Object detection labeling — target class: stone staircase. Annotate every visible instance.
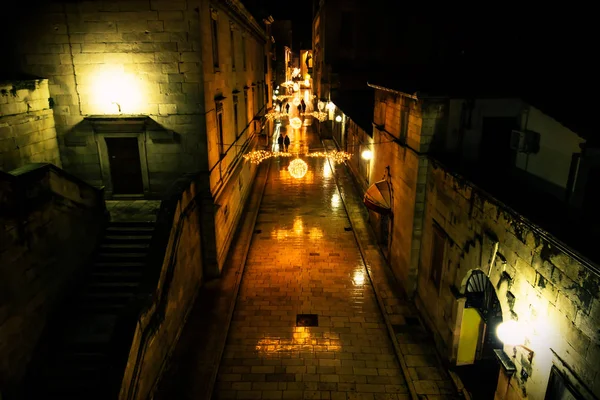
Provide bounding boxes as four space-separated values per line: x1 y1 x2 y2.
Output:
27 221 155 399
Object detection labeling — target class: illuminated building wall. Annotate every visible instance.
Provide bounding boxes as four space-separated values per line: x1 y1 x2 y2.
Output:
10 0 268 274
417 163 600 400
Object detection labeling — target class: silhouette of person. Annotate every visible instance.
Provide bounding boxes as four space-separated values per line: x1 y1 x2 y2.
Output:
277 134 284 151
285 102 290 114
300 99 306 114
284 134 290 152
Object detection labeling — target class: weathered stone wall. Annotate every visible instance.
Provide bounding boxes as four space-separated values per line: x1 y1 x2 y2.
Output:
0 79 61 171
0 164 106 396
119 175 203 400
13 0 207 194
416 160 600 399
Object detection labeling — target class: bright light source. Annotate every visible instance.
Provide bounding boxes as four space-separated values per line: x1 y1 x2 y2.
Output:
275 90 279 94
276 85 280 89
292 96 301 106
288 158 308 179
275 105 280 112
91 66 145 114
335 115 342 122
290 117 302 129
304 78 310 87
293 83 299 92
331 193 340 208
272 95 277 100
318 101 325 111
496 320 525 345
353 271 365 286
361 150 373 160
326 102 335 111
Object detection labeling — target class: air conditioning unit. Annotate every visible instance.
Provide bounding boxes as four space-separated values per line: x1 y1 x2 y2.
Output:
510 130 540 153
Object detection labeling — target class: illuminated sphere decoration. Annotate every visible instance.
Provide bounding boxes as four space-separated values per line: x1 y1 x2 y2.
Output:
292 96 301 106
288 158 308 179
290 117 303 130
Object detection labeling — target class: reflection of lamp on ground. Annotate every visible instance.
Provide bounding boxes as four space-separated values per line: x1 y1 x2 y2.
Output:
331 193 340 208
497 320 534 362
361 150 373 160
352 271 365 286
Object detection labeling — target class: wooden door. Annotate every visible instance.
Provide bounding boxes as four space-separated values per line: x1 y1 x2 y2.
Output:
105 137 143 195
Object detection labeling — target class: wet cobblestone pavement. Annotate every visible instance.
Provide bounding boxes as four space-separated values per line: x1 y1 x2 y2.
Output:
155 121 461 400
214 124 409 400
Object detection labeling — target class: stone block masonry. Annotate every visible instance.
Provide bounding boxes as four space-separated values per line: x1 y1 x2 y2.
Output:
0 80 61 171
13 0 207 193
416 161 600 400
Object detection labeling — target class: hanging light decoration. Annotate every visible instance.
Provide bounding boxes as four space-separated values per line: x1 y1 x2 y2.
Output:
335 115 342 122
361 150 373 160
288 158 308 179
304 78 310 87
311 111 328 122
290 117 303 129
307 150 351 164
243 150 351 165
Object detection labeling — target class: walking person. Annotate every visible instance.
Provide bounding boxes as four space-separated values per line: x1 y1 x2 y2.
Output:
300 99 306 114
284 134 290 152
277 133 284 151
285 102 290 114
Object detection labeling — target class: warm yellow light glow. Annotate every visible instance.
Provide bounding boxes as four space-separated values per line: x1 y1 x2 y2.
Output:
304 78 310 87
323 162 332 178
290 117 303 130
255 327 340 354
293 217 303 235
91 66 145 114
318 101 325 111
292 67 301 78
275 105 281 112
335 115 342 122
292 96 301 106
326 102 335 111
305 73 311 80
288 158 308 179
353 270 365 286
496 320 525 345
272 95 277 100
361 150 373 160
293 83 299 92
331 193 340 208
275 89 279 94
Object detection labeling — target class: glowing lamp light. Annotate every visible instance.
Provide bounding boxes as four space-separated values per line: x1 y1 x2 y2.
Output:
496 320 525 345
276 85 280 89
92 66 144 114
292 96 301 106
275 89 279 94
335 115 342 122
275 105 280 112
318 101 325 111
304 78 310 87
293 83 299 92
361 150 373 160
290 117 303 129
326 102 335 111
352 270 365 286
272 95 277 100
288 158 308 179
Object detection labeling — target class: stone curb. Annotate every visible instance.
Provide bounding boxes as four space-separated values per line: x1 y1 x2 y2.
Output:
204 157 273 399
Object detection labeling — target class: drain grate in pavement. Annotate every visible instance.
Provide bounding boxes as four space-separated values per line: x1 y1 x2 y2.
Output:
254 229 262 234
329 253 340 256
296 314 318 327
344 227 353 232
309 252 320 256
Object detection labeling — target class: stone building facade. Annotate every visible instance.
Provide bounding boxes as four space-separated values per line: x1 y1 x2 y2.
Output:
4 0 270 274
338 80 600 399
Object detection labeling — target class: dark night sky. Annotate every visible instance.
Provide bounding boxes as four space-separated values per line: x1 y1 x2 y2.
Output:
241 0 313 50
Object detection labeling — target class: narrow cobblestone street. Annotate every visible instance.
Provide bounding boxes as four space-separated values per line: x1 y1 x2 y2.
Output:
213 122 408 399
156 120 460 400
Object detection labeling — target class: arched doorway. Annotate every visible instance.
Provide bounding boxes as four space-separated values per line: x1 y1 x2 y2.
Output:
456 270 504 399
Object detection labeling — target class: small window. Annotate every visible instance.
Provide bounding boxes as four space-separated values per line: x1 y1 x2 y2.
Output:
233 94 239 138
242 36 247 70
230 24 235 70
430 223 446 290
216 101 224 156
400 106 409 142
545 366 580 400
211 11 219 70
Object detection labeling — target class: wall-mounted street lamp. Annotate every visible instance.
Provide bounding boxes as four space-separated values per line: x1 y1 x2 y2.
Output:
496 320 535 363
361 150 373 160
335 115 342 122
326 102 335 111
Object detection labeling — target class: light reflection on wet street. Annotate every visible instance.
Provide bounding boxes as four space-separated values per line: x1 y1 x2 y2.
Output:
214 120 408 399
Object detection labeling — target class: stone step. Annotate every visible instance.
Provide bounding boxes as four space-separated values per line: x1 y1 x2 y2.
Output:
99 243 150 252
88 281 140 291
97 252 147 260
104 234 153 243
91 271 143 281
105 225 155 234
93 261 145 269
